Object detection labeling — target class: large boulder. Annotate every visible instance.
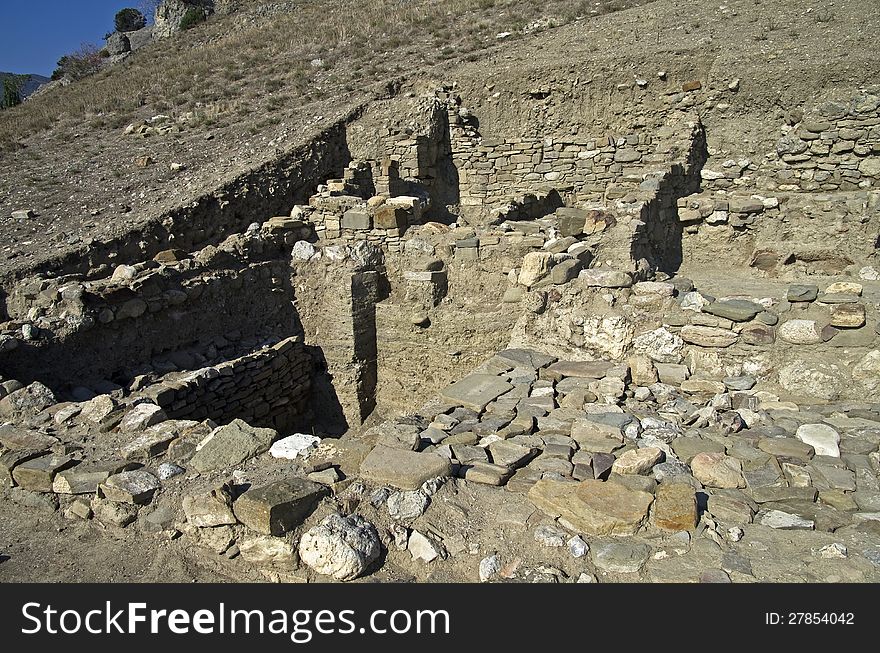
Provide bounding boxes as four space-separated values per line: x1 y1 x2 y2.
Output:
299 514 381 581
105 32 131 56
0 382 56 418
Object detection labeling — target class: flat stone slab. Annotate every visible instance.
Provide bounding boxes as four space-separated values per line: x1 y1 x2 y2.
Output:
12 454 77 492
488 440 537 468
99 470 159 504
704 299 763 322
758 509 815 530
489 348 557 371
360 445 453 490
680 325 738 347
757 437 814 461
441 374 513 412
592 542 651 573
182 485 237 527
53 461 132 494
0 426 59 451
528 478 653 536
233 479 328 535
795 423 840 457
787 284 818 302
189 419 277 472
544 360 612 380
0 449 45 487
120 428 178 461
652 483 698 531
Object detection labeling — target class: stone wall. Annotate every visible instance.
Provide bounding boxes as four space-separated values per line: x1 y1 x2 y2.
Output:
140 336 311 431
2 113 359 287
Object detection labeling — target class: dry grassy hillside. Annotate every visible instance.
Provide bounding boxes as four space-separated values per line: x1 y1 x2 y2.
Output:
0 0 646 275
0 0 877 278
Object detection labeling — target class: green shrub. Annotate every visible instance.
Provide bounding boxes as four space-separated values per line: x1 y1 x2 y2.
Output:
115 8 147 32
2 76 25 109
180 8 207 30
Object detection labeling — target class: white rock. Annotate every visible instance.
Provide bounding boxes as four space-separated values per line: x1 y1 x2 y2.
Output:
479 554 501 582
291 240 317 261
269 433 321 459
54 404 82 425
795 423 841 457
778 360 843 401
110 265 137 284
534 525 567 547
759 510 814 530
853 350 880 392
858 266 880 281
408 530 442 563
119 403 166 431
568 535 589 558
239 536 297 564
80 395 116 422
818 543 847 559
633 327 685 363
778 319 823 344
518 252 553 287
299 514 381 581
387 490 429 520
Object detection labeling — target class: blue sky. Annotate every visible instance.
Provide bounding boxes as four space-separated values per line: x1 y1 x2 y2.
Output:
0 1 151 76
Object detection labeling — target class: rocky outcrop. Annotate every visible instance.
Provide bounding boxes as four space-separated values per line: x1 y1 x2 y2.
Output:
153 0 215 39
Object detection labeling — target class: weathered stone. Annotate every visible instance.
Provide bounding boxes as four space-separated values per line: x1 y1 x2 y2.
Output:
759 509 814 530
528 479 653 536
853 350 880 392
741 323 775 345
825 281 863 295
680 379 727 395
239 536 297 565
387 490 429 520
182 485 237 527
787 284 818 302
269 433 321 459
441 374 513 412
487 440 536 468
91 496 138 527
544 360 611 379
462 461 512 485
758 437 814 461
680 325 738 347
778 319 823 344
571 419 624 453
829 303 866 328
633 328 685 363
0 449 45 487
188 419 277 472
551 259 582 285
750 486 818 504
360 445 453 490
518 252 553 287
99 470 159 504
579 269 632 288
704 299 763 322
652 482 698 531
120 427 178 461
233 479 328 536
612 447 663 475
11 454 77 492
408 530 442 562
778 360 843 400
0 382 56 417
299 514 381 581
592 542 651 573
119 403 166 431
80 395 117 422
795 424 841 457
52 461 131 494
707 492 755 524
690 452 746 488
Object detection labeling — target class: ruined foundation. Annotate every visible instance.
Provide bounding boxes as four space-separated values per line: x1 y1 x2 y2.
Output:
2 79 880 584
